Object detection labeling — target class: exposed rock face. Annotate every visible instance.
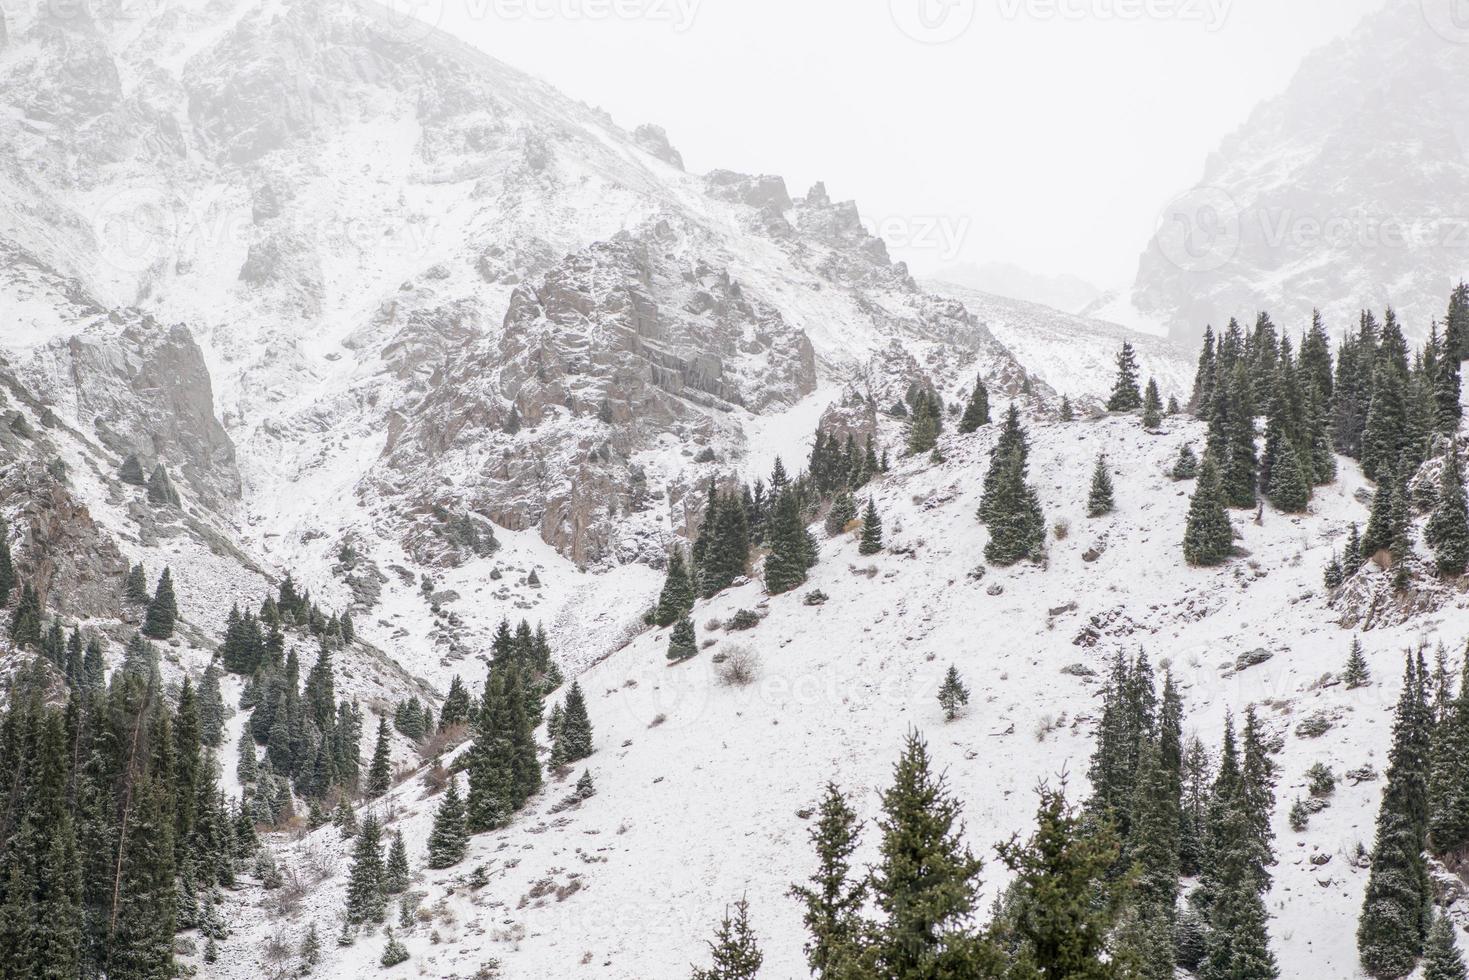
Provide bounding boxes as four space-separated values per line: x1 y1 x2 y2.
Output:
1131 0 1469 343
26 314 240 509
633 124 684 171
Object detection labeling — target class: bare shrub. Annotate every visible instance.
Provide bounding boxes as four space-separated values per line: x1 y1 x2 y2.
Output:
717 644 760 687
418 723 469 763
1053 519 1070 540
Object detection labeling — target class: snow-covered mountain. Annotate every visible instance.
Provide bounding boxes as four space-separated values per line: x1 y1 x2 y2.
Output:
2 2 1466 979
930 260 1102 315
1131 0 1469 344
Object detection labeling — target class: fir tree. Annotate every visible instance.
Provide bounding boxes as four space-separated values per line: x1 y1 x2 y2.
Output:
1059 395 1074 422
959 377 991 434
858 498 884 556
1183 455 1233 566
982 446 1045 566
824 491 857 538
0 518 12 608
1190 324 1218 414
1088 454 1115 517
9 582 42 648
379 927 409 967
438 676 471 732
869 731 992 975
1108 342 1143 412
998 780 1125 980
765 492 812 594
789 783 866 979
655 548 696 627
426 777 468 869
1141 378 1163 429
346 813 387 924
300 922 322 974
1323 551 1344 589
907 390 941 456
1171 444 1199 480
1358 654 1433 978
383 830 409 894
1426 444 1469 575
691 897 763 980
367 717 392 798
141 567 179 639
1425 914 1469 980
554 679 594 763
1266 440 1309 513
937 665 969 721
1344 637 1371 689
667 615 697 662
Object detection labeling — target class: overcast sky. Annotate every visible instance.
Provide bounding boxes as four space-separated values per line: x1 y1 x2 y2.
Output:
431 0 1388 287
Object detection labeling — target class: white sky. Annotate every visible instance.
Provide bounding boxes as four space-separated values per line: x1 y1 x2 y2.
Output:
429 0 1388 287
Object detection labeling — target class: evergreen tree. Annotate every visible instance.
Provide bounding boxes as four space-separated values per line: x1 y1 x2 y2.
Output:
824 491 857 538
1107 342 1143 412
1447 283 1469 362
937 665 969 721
142 567 179 639
1087 454 1115 517
1219 364 1259 509
868 731 993 976
553 680 593 763
1141 378 1163 429
765 492 813 594
1266 440 1309 513
1342 637 1371 690
0 518 12 608
383 830 409 894
346 813 387 924
426 777 468 869
1190 325 1217 414
1060 395 1074 422
1426 444 1469 575
438 676 471 732
1358 655 1433 978
1430 655 1469 855
789 783 866 979
379 927 409 967
1425 914 1469 980
691 897 764 980
982 446 1045 566
1171 444 1199 480
367 717 392 798
667 615 697 662
1183 455 1233 566
959 378 991 434
655 548 696 627
9 582 42 648
858 498 884 556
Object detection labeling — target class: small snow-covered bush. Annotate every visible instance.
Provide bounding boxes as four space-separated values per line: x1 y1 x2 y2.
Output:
717 645 760 687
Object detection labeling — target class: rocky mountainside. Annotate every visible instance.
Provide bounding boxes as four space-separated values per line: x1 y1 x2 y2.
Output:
1131 0 1469 344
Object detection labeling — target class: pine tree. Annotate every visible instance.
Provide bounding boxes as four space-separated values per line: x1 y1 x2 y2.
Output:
426 777 468 869
555 679 594 763
346 813 387 924
1323 551 1344 589
654 548 695 627
9 582 42 648
367 717 392 798
937 665 969 721
379 927 409 967
1088 454 1115 517
1183 455 1233 566
858 498 883 556
146 463 181 506
824 491 856 538
1358 654 1433 978
691 897 763 980
1220 364 1259 509
383 829 409 894
1171 444 1199 480
300 922 322 974
1430 656 1469 855
907 390 941 456
142 567 179 639
982 445 1045 566
1108 342 1143 412
438 676 471 732
1190 325 1218 414
1141 378 1163 429
667 615 697 662
765 492 812 594
998 780 1125 979
1266 440 1309 513
1060 395 1074 422
1426 444 1469 575
1345 637 1371 689
959 377 990 433
869 731 992 975
0 518 13 608
789 783 866 979
1425 914 1469 980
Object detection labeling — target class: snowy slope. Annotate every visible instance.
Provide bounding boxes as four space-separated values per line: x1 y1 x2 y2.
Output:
203 408 1447 980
